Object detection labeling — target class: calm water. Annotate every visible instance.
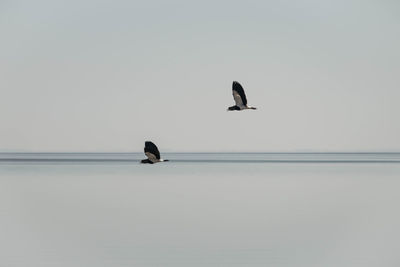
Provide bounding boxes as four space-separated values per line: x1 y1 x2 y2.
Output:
1 153 400 267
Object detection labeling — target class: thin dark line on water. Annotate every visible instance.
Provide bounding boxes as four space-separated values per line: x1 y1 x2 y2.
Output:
1 159 400 164
172 160 400 164
0 159 134 162
1 152 400 154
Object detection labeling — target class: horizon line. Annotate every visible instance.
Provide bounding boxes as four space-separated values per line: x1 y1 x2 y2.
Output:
1 151 400 154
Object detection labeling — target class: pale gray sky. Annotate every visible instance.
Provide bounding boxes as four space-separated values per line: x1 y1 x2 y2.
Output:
1 0 399 152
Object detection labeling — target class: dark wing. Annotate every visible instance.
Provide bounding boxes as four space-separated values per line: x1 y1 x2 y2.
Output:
144 141 160 160
232 81 247 106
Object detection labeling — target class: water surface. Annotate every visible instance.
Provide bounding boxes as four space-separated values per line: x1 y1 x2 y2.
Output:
1 153 399 266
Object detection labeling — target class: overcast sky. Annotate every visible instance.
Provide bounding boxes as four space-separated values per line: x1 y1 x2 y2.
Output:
1 0 399 152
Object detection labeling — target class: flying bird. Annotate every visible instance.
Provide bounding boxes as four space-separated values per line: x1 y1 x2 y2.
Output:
228 81 257 111
141 141 169 164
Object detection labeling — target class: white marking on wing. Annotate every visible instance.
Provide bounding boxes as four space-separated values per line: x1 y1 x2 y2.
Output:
145 152 158 163
233 90 244 107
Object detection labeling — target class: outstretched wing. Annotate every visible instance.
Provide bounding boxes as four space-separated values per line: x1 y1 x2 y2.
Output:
232 81 247 106
144 141 160 160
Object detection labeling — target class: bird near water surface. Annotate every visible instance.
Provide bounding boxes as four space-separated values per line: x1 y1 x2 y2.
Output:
228 81 257 111
141 141 169 164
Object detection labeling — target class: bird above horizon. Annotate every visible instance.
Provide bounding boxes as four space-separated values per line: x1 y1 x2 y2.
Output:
141 141 169 164
228 81 257 111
